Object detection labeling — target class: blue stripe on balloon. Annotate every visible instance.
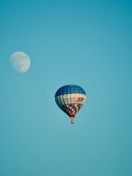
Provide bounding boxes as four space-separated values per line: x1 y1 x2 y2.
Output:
55 85 86 97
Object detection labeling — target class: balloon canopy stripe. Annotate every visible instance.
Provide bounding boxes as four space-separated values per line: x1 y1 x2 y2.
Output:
55 93 86 106
55 85 86 97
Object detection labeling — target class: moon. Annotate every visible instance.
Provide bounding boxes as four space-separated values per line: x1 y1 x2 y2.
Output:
10 52 31 73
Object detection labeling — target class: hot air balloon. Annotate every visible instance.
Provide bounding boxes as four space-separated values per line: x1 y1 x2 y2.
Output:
55 85 86 124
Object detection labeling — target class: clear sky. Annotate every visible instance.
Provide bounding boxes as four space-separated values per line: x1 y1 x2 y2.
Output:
0 0 132 176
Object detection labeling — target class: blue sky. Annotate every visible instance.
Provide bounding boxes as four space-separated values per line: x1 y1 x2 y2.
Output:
0 0 132 176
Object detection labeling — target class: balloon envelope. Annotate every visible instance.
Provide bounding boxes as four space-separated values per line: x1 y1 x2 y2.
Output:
55 85 86 123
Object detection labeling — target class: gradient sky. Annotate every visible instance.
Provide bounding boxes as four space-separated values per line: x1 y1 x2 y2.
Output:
0 0 132 176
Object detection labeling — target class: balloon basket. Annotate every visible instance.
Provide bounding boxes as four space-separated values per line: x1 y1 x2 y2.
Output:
71 119 74 124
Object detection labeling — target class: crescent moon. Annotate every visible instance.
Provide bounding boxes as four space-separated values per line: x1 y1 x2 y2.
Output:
10 52 31 73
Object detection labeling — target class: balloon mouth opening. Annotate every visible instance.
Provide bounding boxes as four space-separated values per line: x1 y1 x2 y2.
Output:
69 113 75 119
